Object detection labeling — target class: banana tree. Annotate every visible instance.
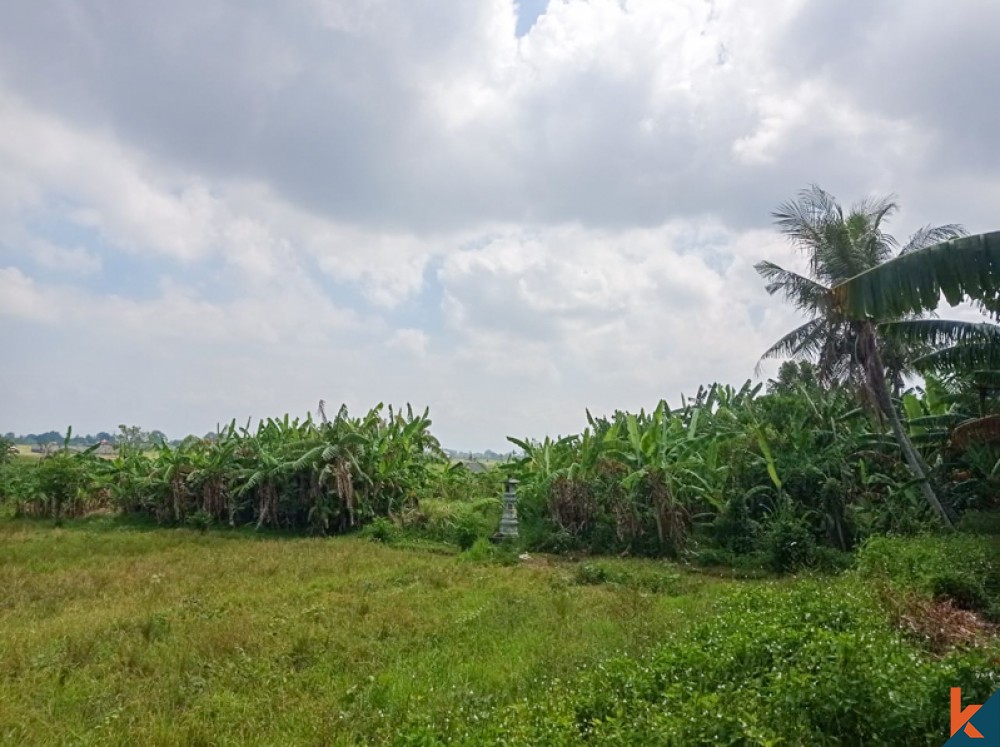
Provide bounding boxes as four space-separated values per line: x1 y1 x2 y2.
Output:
610 400 726 551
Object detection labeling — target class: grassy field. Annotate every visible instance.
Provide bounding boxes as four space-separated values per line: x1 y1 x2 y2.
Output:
0 517 732 745
0 517 995 745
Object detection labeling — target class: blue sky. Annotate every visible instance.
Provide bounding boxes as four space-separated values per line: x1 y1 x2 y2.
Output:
515 0 549 36
0 0 998 449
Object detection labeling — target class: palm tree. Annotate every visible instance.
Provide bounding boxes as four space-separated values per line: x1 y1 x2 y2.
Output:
833 230 1000 494
756 185 966 527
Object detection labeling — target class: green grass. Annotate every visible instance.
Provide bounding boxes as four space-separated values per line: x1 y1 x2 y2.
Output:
0 518 995 745
0 517 729 745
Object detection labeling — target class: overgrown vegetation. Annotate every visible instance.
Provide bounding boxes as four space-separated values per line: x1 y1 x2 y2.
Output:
505 366 1000 563
0 519 995 745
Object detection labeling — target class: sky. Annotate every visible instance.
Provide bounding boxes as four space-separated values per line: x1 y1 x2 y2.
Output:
1 0 998 450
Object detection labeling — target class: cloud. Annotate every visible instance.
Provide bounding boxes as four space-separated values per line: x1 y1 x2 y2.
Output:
0 0 995 447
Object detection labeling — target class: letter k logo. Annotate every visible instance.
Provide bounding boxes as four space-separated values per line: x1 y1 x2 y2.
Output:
953 688 984 739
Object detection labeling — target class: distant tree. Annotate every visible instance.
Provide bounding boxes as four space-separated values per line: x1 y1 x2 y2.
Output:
116 425 150 451
768 361 822 394
0 434 13 463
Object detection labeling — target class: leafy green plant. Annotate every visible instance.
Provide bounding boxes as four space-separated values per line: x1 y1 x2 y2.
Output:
761 508 817 572
361 516 398 544
855 534 999 615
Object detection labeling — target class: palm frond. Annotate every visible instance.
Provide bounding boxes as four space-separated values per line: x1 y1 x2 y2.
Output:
754 261 831 312
915 341 1000 372
879 319 1000 347
756 318 826 372
833 231 1000 318
900 224 967 255
771 184 841 250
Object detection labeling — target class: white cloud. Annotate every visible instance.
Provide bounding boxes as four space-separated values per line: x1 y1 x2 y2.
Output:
0 0 995 447
0 267 61 322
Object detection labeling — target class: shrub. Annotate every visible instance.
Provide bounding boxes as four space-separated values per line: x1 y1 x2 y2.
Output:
856 533 1000 631
955 510 1000 536
361 517 398 544
573 562 611 586
855 534 999 608
931 575 990 612
462 582 999 745
460 537 521 566
811 545 852 573
462 537 495 562
186 509 213 533
399 497 499 549
762 511 816 572
711 493 758 554
571 560 686 594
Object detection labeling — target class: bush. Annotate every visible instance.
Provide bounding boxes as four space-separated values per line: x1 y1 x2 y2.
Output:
711 493 758 554
955 510 1000 536
762 511 816 572
573 562 611 586
186 509 213 532
461 537 496 562
361 517 399 544
855 534 1000 614
931 575 990 612
452 581 999 745
460 537 520 566
399 497 500 549
811 545 852 573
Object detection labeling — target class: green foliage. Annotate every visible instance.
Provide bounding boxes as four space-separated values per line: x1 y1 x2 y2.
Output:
0 434 13 464
834 230 1000 318
360 516 399 543
1 404 450 536
711 493 758 554
761 508 817 572
461 536 496 561
399 496 501 549
465 581 999 745
564 583 996 744
508 378 923 563
572 560 686 594
956 509 1000 535
855 534 1000 614
810 545 853 573
459 538 520 566
3 434 106 520
3 374 997 572
185 508 212 532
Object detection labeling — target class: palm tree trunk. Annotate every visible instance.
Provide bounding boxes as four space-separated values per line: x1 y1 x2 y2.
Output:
863 324 954 528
